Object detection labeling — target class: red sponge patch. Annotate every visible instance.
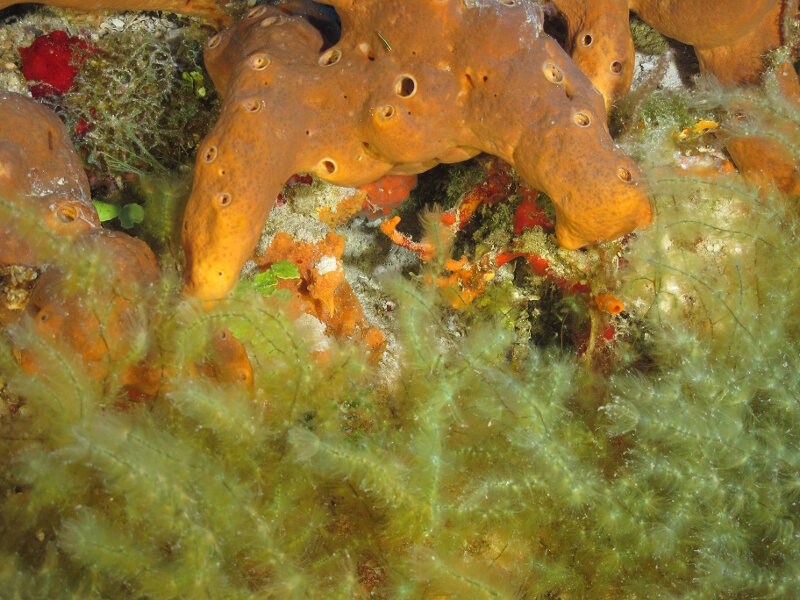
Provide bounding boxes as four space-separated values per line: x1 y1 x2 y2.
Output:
20 30 92 98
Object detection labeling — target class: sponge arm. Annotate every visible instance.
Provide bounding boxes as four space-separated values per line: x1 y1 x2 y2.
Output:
181 115 298 300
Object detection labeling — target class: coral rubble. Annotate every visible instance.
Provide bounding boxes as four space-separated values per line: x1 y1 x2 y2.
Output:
181 0 652 300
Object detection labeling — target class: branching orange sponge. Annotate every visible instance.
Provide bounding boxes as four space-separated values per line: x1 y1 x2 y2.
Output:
550 0 798 107
181 0 652 300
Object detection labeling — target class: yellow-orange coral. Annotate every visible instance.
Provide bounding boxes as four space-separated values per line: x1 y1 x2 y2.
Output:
294 174 417 228
195 328 254 387
182 0 651 300
547 0 634 112
595 293 624 315
632 0 795 86
428 255 497 309
379 216 435 261
725 63 800 197
19 231 162 390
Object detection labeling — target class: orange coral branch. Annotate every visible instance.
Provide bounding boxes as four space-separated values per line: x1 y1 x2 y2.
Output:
379 216 434 260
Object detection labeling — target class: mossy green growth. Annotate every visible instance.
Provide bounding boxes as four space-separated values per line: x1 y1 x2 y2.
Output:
3 186 800 595
636 91 699 131
443 160 491 207
468 198 514 252
765 6 800 70
399 160 487 219
2 72 800 599
51 25 219 176
133 173 193 267
612 86 726 165
629 16 669 55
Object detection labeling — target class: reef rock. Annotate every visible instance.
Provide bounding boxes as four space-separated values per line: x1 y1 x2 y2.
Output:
182 0 652 300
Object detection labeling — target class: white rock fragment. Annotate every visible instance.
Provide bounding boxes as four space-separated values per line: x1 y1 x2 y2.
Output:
314 255 339 276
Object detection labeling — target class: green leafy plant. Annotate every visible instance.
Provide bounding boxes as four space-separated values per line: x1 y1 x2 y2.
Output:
181 70 207 98
91 200 145 229
237 261 301 296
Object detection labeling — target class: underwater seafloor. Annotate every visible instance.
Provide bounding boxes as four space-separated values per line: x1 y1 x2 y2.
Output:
1 1 799 598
